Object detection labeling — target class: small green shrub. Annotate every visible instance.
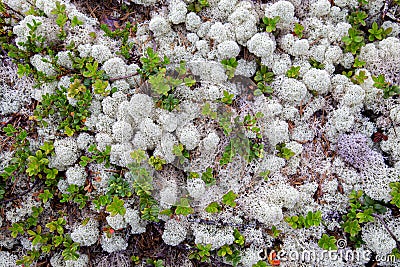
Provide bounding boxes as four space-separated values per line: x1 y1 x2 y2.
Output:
286 66 301 79
342 27 365 55
221 58 238 79
293 23 304 38
368 22 391 41
285 211 322 229
187 0 209 13
276 143 295 160
189 244 212 263
318 234 338 250
262 16 280 33
254 65 274 96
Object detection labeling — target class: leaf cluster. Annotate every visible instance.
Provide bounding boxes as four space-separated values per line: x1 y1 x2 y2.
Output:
187 0 209 13
221 58 238 79
253 65 274 96
285 211 322 229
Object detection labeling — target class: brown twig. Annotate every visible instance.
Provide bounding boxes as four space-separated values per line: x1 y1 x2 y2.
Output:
108 73 137 82
0 179 41 205
372 212 400 250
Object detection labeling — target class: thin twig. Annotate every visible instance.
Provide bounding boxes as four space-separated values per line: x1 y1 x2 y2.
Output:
108 73 137 82
372 213 400 250
0 179 41 205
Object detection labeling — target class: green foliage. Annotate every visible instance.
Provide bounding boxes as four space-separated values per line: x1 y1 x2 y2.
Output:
0 125 30 186
262 16 280 33
217 244 233 257
252 261 268 267
308 58 325 69
25 145 59 186
350 70 368 85
146 259 165 267
342 27 365 55
92 79 110 96
205 201 222 213
189 243 212 262
34 85 91 136
92 195 112 210
10 222 25 238
18 19 46 54
82 144 111 167
71 16 84 27
149 69 171 96
201 102 217 120
293 23 304 38
46 217 66 235
259 170 270 181
26 150 48 176
222 190 238 208
175 197 194 216
286 66 301 79
27 225 48 246
25 207 43 229
270 225 281 238
129 160 159 222
138 47 170 78
62 237 80 261
224 249 241 266
51 1 68 39
220 90 235 105
148 61 195 111
285 211 322 229
172 143 190 164
254 65 274 96
106 196 126 216
276 143 295 160
347 11 367 27
390 182 400 208
201 167 216 186
341 190 387 246
318 234 338 250
38 189 54 203
130 149 147 164
368 22 391 41
60 184 89 209
107 175 132 198
221 57 238 79
148 156 167 171
233 228 245 247
372 74 400 99
161 94 180 111
243 112 264 138
100 21 136 59
187 0 209 13
16 249 40 266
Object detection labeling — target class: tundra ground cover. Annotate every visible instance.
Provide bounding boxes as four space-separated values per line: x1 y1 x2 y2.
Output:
1 0 400 266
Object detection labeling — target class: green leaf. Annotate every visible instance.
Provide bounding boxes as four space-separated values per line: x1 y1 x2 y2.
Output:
222 190 238 208
205 202 221 213
149 71 170 96
221 90 234 105
106 196 126 216
71 16 84 27
356 208 374 223
201 167 215 186
38 189 53 203
130 149 147 163
175 198 194 216
343 219 361 236
318 234 338 250
390 182 400 208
